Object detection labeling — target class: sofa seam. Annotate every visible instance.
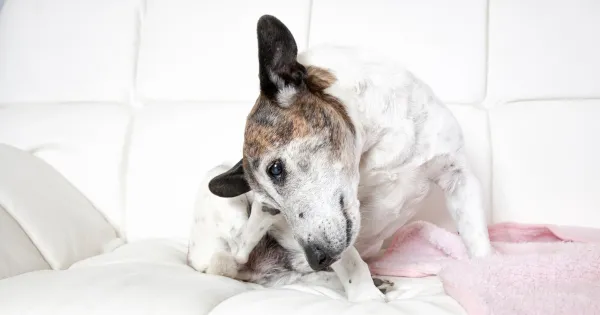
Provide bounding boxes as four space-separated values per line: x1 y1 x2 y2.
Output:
117 0 147 240
482 0 490 105
486 108 494 224
305 0 314 48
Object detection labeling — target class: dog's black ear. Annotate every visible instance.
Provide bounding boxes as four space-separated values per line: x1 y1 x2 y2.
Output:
256 15 307 99
208 159 251 198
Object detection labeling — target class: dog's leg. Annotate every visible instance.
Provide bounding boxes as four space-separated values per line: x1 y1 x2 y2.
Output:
234 200 280 264
331 246 387 302
432 156 493 258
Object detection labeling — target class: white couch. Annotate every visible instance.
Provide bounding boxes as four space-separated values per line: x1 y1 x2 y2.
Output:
1 0 599 314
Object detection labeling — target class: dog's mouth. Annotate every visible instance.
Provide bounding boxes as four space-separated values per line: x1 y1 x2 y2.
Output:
340 195 354 248
344 213 353 247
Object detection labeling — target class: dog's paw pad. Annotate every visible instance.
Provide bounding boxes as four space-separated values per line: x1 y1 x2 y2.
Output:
372 278 394 294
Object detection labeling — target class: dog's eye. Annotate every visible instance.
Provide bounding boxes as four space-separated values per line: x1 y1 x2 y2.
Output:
268 160 284 178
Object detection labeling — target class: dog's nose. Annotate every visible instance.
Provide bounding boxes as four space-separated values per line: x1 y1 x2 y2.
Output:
303 244 336 271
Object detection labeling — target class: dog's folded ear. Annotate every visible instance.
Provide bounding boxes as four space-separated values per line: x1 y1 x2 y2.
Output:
208 159 251 198
256 14 306 102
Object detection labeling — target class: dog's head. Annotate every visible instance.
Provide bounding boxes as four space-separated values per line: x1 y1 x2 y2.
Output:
209 15 360 271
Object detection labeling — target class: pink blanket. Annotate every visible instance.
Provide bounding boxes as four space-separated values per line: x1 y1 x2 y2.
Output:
368 221 600 315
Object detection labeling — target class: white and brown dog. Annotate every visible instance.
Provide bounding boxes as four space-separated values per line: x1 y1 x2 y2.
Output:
188 15 492 302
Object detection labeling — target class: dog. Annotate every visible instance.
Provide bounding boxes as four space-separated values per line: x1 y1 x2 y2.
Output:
194 15 493 302
187 162 394 293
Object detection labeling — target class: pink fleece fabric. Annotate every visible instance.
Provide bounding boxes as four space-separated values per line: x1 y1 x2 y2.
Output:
368 221 600 315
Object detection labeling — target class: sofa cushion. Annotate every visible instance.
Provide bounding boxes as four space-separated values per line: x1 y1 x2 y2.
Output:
0 104 130 234
0 239 465 315
486 0 600 102
136 0 311 103
0 144 120 273
489 100 600 227
309 0 487 104
0 0 140 103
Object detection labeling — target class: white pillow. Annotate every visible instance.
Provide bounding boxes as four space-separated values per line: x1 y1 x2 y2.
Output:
0 144 120 275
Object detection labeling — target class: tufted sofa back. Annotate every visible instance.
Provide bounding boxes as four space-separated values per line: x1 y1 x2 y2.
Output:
1 0 599 243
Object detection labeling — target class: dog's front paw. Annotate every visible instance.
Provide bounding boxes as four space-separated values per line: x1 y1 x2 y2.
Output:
206 251 240 278
233 240 253 265
372 277 394 294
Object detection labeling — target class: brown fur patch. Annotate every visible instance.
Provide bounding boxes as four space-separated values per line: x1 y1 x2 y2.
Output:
306 66 337 91
243 67 355 166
